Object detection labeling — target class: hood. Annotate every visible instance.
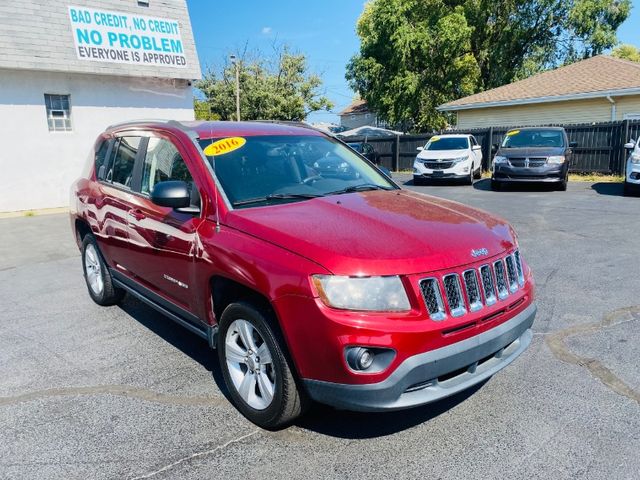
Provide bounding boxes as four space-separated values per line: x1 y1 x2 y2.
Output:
417 149 469 160
225 190 516 276
497 146 565 157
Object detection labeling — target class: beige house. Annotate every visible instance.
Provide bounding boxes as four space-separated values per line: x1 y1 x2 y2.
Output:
438 56 640 129
339 99 380 129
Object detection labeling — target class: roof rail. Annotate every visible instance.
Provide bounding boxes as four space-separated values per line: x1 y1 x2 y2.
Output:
106 119 187 130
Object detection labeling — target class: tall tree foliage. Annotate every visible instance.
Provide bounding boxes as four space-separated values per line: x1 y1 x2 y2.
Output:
347 0 631 131
612 44 640 62
196 46 333 121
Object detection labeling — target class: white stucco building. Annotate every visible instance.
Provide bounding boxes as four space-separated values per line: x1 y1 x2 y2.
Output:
0 0 201 212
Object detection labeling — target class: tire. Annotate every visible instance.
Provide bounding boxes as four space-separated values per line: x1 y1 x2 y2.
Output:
473 167 482 180
81 234 125 306
217 302 308 430
557 177 568 191
491 179 502 191
465 169 473 185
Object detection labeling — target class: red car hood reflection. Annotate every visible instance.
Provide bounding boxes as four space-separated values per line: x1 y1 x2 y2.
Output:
225 190 515 276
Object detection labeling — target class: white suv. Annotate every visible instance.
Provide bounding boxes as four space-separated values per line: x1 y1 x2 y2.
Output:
624 139 640 196
413 134 483 185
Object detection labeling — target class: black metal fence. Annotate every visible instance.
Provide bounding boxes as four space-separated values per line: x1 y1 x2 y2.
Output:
341 119 640 174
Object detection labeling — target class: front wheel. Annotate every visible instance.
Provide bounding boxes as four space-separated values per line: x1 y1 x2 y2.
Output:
556 177 568 191
465 169 473 185
218 302 308 429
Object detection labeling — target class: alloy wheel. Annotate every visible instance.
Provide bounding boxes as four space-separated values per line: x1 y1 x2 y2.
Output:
84 243 104 296
224 319 276 410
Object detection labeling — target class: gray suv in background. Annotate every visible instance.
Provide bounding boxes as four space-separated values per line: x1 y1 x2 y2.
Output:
491 127 576 191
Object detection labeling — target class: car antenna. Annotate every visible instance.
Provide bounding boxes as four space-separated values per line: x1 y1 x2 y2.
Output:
209 123 221 233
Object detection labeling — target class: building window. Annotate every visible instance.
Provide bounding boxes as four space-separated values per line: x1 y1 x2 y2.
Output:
45 94 72 132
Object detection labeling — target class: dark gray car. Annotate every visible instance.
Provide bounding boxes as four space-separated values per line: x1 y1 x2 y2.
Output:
491 127 576 191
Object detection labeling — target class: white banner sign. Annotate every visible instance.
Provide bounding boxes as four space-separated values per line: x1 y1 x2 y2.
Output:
68 6 187 68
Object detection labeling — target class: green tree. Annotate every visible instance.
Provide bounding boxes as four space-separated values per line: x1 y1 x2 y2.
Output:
346 0 479 131
196 46 333 122
611 44 640 63
347 0 631 131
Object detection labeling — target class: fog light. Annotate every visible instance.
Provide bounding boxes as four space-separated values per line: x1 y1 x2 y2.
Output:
346 347 374 370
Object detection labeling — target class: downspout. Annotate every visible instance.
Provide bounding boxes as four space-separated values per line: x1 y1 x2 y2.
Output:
606 95 616 121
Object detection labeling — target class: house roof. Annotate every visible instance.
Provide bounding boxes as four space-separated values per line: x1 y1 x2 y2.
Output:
439 56 640 111
339 99 370 116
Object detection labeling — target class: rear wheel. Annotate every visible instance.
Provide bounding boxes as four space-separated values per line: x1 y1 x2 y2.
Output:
491 179 502 191
473 167 482 179
81 235 125 306
218 302 308 430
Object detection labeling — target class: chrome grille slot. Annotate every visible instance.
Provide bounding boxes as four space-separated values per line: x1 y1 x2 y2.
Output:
479 264 497 306
463 269 483 312
505 255 519 292
514 250 524 285
419 278 446 321
494 260 509 299
443 274 466 317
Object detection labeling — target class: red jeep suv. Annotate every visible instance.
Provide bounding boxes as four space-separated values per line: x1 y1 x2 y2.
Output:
70 120 536 429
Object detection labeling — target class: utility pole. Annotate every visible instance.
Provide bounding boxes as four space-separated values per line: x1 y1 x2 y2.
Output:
229 54 240 121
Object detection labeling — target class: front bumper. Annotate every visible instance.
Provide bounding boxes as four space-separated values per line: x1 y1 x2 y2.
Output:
626 160 640 185
304 302 536 412
493 164 565 182
414 159 472 179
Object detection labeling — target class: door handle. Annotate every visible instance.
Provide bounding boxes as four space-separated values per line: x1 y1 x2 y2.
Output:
128 209 146 222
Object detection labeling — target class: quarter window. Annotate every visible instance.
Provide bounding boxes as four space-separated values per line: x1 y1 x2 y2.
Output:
141 137 196 203
95 139 112 181
110 137 142 188
44 94 72 132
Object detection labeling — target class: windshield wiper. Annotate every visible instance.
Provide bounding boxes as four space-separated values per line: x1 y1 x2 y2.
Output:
327 184 392 195
233 192 324 207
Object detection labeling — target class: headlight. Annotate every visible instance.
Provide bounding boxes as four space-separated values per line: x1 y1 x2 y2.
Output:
493 155 508 164
547 155 565 164
311 275 411 312
453 155 469 163
631 154 640 164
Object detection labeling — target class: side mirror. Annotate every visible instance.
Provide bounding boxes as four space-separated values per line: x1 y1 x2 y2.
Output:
569 141 578 148
472 145 482 150
151 180 192 209
416 146 424 151
491 144 499 153
625 140 636 150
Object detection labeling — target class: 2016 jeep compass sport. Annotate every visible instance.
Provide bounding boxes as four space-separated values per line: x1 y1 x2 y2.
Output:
70 120 536 429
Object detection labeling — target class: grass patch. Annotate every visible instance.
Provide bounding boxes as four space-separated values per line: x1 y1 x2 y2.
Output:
568 173 623 183
23 211 35 217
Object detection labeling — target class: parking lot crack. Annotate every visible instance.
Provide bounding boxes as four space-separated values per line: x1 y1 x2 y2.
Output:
128 429 259 479
0 385 225 407
546 306 640 405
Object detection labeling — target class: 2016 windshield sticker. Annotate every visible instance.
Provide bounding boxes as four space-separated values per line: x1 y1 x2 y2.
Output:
203 137 246 156
506 130 520 136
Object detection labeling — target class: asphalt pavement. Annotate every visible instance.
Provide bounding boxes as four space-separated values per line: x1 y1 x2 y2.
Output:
1 177 638 479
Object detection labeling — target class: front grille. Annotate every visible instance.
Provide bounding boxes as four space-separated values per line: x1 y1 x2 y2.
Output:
443 274 466 317
508 157 547 168
463 269 483 312
493 260 509 299
424 161 454 170
419 250 525 321
514 251 524 285
479 265 497 306
505 255 519 292
419 278 446 321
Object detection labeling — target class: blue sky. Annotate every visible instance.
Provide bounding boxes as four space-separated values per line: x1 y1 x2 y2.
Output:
186 0 640 125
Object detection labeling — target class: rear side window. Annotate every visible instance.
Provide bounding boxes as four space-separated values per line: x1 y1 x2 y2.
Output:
110 137 141 188
95 139 112 180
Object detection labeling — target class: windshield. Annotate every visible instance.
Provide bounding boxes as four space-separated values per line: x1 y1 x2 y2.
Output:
198 135 396 208
424 136 468 151
502 129 565 148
